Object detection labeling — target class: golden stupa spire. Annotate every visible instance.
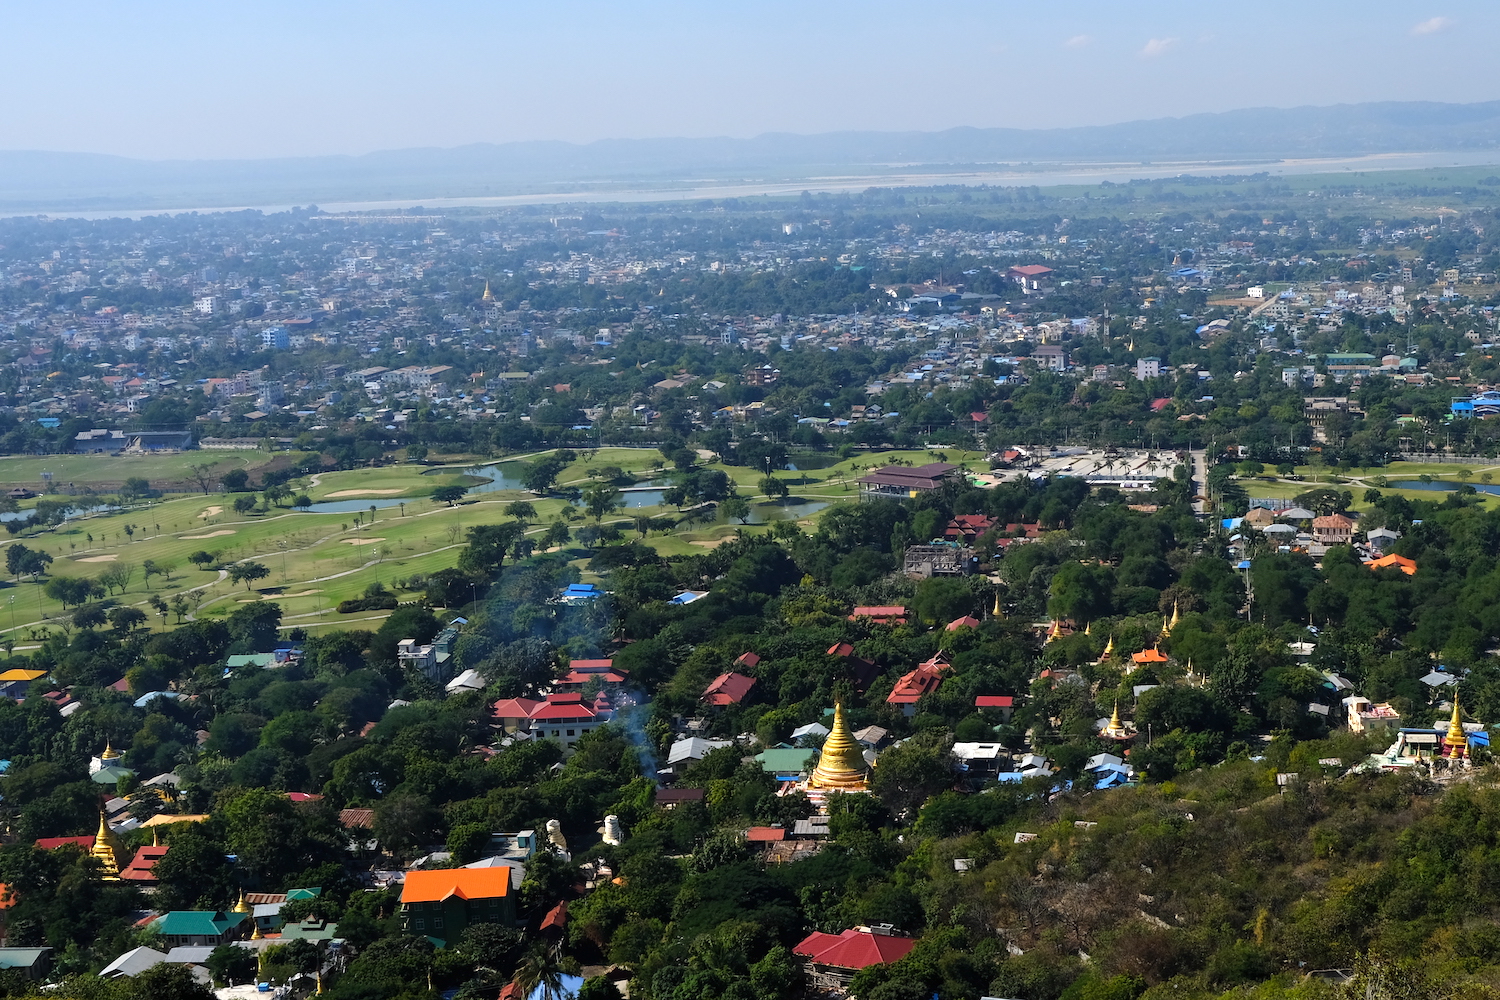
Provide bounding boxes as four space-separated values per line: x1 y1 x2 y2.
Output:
100 741 120 761
991 591 1003 618
808 702 869 791
233 890 250 914
92 810 121 878
1046 619 1062 643
1085 622 1092 636
1104 701 1129 739
1169 600 1181 631
1100 634 1115 659
1443 697 1468 759
481 280 494 303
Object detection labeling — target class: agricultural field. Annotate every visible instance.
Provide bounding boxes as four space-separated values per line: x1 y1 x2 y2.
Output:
0 447 981 642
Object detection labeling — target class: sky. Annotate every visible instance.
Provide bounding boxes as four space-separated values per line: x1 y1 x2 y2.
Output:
3 0 1497 161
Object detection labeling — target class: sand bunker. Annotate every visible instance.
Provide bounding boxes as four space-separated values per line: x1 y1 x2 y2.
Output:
182 529 235 539
279 589 323 598
691 538 733 549
198 506 222 519
326 489 406 497
342 537 387 546
78 554 118 563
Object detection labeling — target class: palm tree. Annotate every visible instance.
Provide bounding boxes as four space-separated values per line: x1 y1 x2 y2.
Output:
512 941 566 1000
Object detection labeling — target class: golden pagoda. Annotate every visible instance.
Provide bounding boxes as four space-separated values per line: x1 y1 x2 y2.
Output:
808 702 869 791
480 280 494 303
1162 600 1181 638
233 890 251 914
91 810 123 878
1045 619 1063 644
1084 622 1092 636
100 741 121 763
1103 701 1132 740
991 591 1003 618
1442 698 1469 760
1098 634 1115 662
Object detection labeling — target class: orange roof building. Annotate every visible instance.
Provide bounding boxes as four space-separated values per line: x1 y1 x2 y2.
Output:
1131 646 1169 664
400 868 514 947
1365 553 1417 576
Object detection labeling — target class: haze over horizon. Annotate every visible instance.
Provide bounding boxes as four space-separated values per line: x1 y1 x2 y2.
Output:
6 0 1499 162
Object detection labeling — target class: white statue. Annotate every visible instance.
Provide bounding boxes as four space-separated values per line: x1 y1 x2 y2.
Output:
546 819 569 857
600 814 624 846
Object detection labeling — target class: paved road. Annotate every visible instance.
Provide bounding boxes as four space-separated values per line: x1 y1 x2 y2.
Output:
1190 449 1208 518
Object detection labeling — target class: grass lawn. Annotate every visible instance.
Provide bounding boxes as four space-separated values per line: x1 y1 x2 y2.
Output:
0 447 964 641
0 451 303 490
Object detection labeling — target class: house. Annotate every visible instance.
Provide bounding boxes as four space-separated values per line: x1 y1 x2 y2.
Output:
118 845 169 885
975 695 1015 722
825 643 880 692
507 692 612 749
0 948 50 980
702 672 757 707
400 867 515 947
951 742 1007 782
654 788 706 809
152 910 249 948
794 926 917 991
491 697 544 733
858 463 959 499
667 737 731 768
1366 553 1417 575
1311 513 1354 547
1345 697 1401 734
556 659 629 690
945 616 981 632
886 657 951 716
1007 264 1054 291
849 606 908 626
944 514 996 544
100 947 170 979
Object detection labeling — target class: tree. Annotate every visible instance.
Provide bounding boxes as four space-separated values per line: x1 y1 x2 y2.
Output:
221 468 251 492
232 495 258 515
188 550 217 570
406 443 429 463
108 606 148 634
431 485 469 506
205 943 258 987
149 594 169 626
230 562 270 591
520 450 575 494
264 484 290 507
869 728 955 819
142 559 171 588
97 562 135 595
583 482 622 522
119 477 155 503
720 495 751 524
44 576 99 609
759 476 790 504
5 544 51 581
459 523 524 578
188 460 222 494
506 500 536 528
513 941 567 1000
914 577 975 624
293 494 312 510
171 594 192 623
542 520 571 550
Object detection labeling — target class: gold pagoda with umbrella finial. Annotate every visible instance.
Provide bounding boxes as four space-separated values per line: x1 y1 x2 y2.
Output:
91 810 123 878
808 702 869 791
1098 634 1115 663
1442 697 1469 760
1102 701 1133 741
992 591 1002 618
480 280 494 303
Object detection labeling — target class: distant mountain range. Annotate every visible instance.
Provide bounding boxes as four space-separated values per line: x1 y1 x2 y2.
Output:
7 100 1500 214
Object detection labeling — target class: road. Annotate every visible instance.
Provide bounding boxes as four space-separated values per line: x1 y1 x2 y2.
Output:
1190 449 1208 518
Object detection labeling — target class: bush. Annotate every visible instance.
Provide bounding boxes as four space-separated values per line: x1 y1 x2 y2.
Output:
337 594 400 613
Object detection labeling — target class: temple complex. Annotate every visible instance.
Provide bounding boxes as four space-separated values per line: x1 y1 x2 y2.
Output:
807 702 869 792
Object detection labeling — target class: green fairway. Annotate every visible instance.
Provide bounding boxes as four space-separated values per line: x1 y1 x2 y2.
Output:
0 447 977 640
0 451 307 490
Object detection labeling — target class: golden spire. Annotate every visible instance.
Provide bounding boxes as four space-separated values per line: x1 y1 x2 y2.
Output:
1161 613 1172 638
1169 600 1181 630
233 890 251 914
1104 701 1129 739
1085 622 1092 636
481 280 494 303
1046 619 1062 643
1100 634 1115 661
808 702 868 791
991 591 1002 618
1443 697 1468 759
100 741 120 761
92 811 121 878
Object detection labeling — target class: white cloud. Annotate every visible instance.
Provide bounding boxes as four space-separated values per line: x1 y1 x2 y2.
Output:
1140 37 1179 58
1411 16 1454 34
1064 34 1092 49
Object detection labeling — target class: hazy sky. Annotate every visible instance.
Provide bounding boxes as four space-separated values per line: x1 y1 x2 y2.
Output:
4 0 1497 160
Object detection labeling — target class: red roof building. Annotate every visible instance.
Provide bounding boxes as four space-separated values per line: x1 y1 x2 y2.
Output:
745 826 787 842
826 643 880 693
702 672 757 707
849 606 908 626
857 463 959 499
34 835 94 851
556 659 630 689
975 696 1015 709
944 514 996 544
795 927 917 985
119 845 169 884
946 616 981 631
734 651 761 669
886 657 952 715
